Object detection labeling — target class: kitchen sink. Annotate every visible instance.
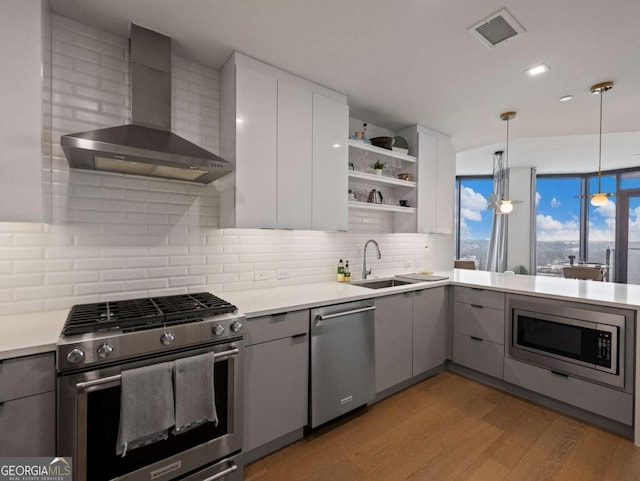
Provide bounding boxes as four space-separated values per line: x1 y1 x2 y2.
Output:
352 278 416 289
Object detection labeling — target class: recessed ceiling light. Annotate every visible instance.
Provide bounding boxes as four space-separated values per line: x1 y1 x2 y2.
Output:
559 95 574 102
526 64 549 76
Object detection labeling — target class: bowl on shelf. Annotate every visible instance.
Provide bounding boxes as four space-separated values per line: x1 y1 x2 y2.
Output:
370 136 394 150
397 173 413 181
392 147 409 155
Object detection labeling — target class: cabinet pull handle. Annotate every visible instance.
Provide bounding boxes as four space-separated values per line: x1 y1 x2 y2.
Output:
471 288 484 291
291 333 307 339
470 304 484 309
470 336 483 342
550 370 569 378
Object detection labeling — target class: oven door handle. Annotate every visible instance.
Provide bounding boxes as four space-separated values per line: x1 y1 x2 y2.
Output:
202 463 238 481
74 347 240 391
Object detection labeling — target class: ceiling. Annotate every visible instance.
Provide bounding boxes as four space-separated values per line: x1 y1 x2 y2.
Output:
48 0 640 154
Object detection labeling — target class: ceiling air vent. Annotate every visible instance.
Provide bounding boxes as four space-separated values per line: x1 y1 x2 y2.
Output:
468 8 526 49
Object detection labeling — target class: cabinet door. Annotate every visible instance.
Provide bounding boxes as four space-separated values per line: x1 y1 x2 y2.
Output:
277 81 313 229
0 1 42 222
244 334 308 452
375 293 413 393
0 391 54 456
235 64 277 228
312 94 348 231
435 138 455 234
416 132 438 233
412 288 447 376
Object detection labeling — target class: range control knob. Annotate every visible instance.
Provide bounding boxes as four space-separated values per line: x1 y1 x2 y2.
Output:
66 348 85 364
212 323 225 336
230 321 243 333
161 332 175 346
96 343 114 359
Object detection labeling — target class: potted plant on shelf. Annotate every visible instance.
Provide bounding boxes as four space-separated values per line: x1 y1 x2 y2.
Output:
371 160 386 176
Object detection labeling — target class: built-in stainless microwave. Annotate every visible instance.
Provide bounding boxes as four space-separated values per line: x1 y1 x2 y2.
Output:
507 295 634 392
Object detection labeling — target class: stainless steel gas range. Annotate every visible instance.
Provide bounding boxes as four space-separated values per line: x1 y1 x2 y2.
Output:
56 292 245 481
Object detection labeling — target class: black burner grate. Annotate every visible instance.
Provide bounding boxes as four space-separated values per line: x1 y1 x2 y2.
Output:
62 292 237 336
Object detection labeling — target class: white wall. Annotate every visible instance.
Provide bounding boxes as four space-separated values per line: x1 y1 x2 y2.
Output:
506 167 534 273
0 14 433 316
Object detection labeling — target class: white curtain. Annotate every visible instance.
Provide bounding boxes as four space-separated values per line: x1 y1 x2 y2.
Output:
486 151 508 272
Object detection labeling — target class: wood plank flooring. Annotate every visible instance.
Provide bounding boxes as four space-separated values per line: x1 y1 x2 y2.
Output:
244 372 640 481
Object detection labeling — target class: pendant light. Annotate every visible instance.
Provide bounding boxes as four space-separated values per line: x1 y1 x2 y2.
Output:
589 81 614 207
498 111 516 214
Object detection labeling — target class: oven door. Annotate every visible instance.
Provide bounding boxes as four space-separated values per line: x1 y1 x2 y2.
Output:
58 340 243 481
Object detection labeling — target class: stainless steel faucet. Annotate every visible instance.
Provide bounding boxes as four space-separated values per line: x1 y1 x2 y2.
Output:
362 239 382 279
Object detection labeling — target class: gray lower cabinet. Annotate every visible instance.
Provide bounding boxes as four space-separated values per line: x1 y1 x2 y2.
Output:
243 310 309 457
376 287 448 393
412 287 447 376
504 357 633 425
375 293 413 393
0 353 55 456
452 287 505 379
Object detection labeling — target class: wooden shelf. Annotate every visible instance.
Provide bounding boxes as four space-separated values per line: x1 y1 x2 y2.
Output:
348 201 416 214
348 139 417 163
348 171 416 188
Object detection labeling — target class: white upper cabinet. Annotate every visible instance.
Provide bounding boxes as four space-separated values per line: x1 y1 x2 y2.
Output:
235 65 278 228
312 94 348 231
220 53 348 230
0 1 43 222
277 81 313 230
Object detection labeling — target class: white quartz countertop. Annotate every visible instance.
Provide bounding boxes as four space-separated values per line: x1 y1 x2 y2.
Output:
2 270 640 359
0 309 67 360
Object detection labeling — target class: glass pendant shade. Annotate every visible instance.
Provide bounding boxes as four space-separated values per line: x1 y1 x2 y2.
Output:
591 192 609 207
499 200 514 213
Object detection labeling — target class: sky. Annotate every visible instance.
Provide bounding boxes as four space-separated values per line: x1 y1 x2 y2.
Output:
458 174 640 242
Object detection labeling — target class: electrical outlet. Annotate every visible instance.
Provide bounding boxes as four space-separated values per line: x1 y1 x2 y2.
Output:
254 271 268 281
277 269 290 280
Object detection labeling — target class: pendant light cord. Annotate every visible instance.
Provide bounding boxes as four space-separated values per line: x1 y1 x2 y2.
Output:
505 117 509 197
598 89 603 192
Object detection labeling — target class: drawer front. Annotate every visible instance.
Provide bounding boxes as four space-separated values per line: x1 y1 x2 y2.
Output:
0 353 55 402
245 310 308 345
453 302 504 344
453 332 504 379
504 357 633 426
454 287 505 310
0 391 55 456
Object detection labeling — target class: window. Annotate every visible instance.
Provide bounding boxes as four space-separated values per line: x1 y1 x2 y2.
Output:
587 174 616 266
454 177 494 270
535 177 582 276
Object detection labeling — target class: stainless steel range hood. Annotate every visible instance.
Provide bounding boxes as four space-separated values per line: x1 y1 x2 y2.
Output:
61 24 233 184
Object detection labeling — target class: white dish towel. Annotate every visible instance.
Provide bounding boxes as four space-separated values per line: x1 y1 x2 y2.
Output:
116 361 175 456
173 352 218 434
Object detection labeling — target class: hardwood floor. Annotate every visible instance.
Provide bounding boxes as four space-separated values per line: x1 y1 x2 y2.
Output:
244 372 640 481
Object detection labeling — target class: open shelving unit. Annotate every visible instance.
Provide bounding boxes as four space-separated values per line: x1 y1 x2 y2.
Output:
348 201 416 214
348 139 416 162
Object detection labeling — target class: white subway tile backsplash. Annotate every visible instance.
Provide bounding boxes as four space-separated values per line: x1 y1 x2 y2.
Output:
124 279 168 291
75 281 125 296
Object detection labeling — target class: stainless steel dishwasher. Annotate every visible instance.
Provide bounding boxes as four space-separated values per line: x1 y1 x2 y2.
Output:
309 300 376 428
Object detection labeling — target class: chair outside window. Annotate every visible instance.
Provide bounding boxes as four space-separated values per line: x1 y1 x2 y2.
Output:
562 266 605 281
454 260 476 270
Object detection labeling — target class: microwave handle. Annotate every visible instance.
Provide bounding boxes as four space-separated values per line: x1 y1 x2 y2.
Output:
75 347 239 391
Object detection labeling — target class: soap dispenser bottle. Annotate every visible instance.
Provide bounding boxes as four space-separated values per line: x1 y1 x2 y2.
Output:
337 259 345 282
344 261 351 283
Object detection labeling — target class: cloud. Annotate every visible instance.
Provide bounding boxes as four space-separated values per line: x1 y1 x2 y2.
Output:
595 201 616 219
536 214 580 241
460 186 487 222
535 192 541 206
550 197 561 208
536 214 563 231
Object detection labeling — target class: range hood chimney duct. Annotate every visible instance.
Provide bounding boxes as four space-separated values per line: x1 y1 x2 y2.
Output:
60 24 234 184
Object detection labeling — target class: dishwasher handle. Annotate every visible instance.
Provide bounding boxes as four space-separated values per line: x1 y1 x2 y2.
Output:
315 305 376 321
